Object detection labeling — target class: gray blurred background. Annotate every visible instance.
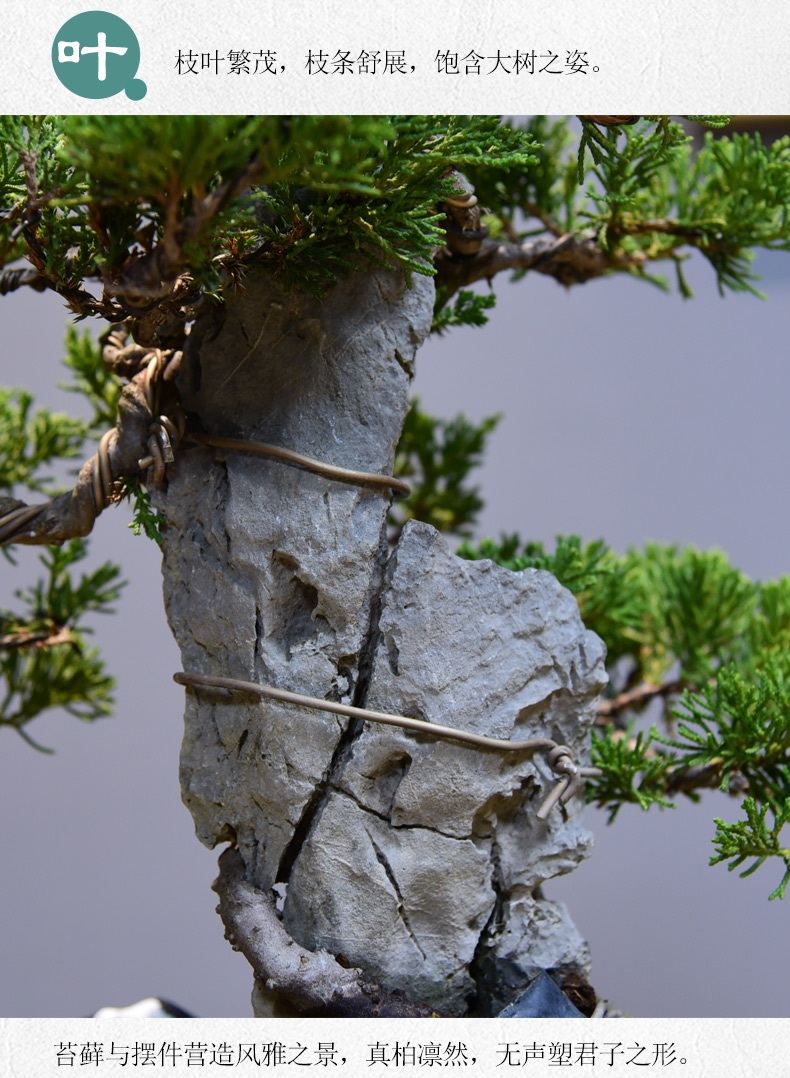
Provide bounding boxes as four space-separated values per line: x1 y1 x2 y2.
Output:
2 131 790 1016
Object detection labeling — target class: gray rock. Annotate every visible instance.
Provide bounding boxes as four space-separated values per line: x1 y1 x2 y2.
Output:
287 522 606 1013
160 268 606 1016
161 268 432 885
283 788 494 1011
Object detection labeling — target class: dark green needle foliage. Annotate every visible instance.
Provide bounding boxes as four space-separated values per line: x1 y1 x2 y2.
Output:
3 115 790 898
390 400 500 540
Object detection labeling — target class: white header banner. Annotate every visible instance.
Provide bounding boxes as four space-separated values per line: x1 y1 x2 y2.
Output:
0 0 787 114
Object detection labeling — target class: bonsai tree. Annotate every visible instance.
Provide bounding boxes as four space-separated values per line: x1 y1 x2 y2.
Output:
2 115 790 1017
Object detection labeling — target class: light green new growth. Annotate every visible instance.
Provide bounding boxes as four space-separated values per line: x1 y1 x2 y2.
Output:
711 797 790 901
122 476 167 544
0 387 86 495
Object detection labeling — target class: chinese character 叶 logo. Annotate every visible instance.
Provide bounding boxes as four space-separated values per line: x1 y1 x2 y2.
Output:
52 11 146 99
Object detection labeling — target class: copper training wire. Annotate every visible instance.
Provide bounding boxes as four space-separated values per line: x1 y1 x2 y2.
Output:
186 432 411 497
0 503 48 544
173 670 602 821
0 344 185 544
0 346 405 543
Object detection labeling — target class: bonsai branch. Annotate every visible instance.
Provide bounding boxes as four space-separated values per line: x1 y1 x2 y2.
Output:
597 679 686 723
212 847 437 1017
0 625 78 650
434 232 637 297
0 343 184 546
103 156 262 309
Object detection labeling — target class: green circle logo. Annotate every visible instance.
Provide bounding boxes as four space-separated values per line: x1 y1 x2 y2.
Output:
52 11 146 100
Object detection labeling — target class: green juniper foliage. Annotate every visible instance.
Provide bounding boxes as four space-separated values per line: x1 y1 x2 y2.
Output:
453 116 790 305
1 337 124 745
460 533 790 898
573 117 790 298
390 400 501 540
0 539 122 751
59 325 121 435
0 115 538 307
122 476 167 544
2 116 790 896
0 386 86 495
432 288 497 334
710 796 790 902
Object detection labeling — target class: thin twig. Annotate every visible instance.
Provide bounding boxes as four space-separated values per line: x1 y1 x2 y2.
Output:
522 202 563 236
0 625 77 650
611 218 707 239
597 678 685 722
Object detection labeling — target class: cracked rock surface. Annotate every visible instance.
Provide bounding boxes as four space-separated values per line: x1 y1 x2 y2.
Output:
287 521 607 1013
160 268 606 1015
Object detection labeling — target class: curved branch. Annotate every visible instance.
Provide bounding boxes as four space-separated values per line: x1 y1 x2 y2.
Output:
434 232 630 297
104 156 263 308
212 847 437 1017
0 351 182 546
0 266 49 295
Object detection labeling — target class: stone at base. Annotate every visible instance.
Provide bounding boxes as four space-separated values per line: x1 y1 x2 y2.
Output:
499 971 584 1018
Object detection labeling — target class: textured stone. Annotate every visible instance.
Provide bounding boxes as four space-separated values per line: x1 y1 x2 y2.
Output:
160 267 606 1016
161 267 433 885
284 789 493 1011
286 521 606 1013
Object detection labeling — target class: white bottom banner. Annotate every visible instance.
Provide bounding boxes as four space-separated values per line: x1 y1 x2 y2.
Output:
0 1017 786 1077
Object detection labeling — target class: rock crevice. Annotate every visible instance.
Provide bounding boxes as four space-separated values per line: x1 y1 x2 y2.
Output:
160 268 606 1015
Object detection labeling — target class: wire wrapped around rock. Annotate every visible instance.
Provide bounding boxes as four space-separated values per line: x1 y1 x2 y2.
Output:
186 432 410 498
173 670 602 821
0 345 404 546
